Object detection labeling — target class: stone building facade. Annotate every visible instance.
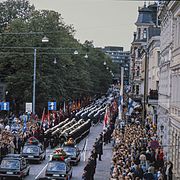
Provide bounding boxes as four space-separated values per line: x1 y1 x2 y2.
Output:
158 1 180 178
130 3 158 101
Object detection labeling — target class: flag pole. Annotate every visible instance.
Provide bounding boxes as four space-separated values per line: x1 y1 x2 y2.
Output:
118 67 124 121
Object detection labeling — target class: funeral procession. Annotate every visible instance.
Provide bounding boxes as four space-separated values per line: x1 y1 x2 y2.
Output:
0 0 179 180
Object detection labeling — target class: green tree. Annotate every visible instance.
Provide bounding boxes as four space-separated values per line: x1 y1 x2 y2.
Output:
0 0 115 115
0 0 35 31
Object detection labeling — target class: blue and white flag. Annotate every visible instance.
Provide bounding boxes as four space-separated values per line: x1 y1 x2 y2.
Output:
118 95 123 120
23 115 27 132
127 98 138 116
118 85 123 120
125 85 131 93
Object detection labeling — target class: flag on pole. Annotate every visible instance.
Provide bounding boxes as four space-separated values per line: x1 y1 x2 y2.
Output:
53 111 56 119
59 108 63 117
127 98 138 115
118 67 124 120
118 93 123 120
23 115 27 132
77 99 81 109
103 106 110 129
112 99 117 112
47 110 50 126
125 85 131 93
41 108 46 122
63 101 66 113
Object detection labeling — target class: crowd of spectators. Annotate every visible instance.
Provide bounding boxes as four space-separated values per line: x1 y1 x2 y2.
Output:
0 112 64 161
110 121 173 180
0 116 43 160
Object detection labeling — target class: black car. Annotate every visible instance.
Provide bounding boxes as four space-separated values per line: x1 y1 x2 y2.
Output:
45 159 72 180
0 154 30 180
62 145 80 165
22 143 46 163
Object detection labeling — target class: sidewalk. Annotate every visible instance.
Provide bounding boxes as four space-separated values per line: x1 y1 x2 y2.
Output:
94 142 112 180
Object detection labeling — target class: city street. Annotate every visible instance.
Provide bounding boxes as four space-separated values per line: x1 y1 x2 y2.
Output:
1 0 179 179
25 123 104 180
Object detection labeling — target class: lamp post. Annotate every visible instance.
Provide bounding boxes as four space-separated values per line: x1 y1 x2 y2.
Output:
32 36 49 115
32 48 37 115
142 48 148 125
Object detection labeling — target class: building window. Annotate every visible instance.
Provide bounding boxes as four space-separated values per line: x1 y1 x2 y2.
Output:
174 17 180 48
136 85 139 95
137 28 141 39
178 16 180 47
133 85 135 93
138 49 141 58
157 51 160 66
143 28 147 39
133 72 135 78
137 70 140 77
136 66 140 76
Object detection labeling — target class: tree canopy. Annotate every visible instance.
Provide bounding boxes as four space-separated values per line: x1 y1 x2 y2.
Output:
0 0 116 114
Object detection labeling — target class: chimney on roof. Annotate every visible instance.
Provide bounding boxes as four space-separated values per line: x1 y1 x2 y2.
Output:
133 32 137 41
144 1 146 7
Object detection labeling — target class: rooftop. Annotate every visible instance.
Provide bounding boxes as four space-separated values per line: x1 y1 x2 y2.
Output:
135 5 154 25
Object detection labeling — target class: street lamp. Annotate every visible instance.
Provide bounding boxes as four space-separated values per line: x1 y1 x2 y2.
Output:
53 58 57 64
141 47 148 125
84 53 88 59
32 36 49 115
73 50 78 55
103 61 107 66
41 36 49 43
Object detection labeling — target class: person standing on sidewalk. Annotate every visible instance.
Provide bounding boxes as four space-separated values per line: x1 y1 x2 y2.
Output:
95 138 103 161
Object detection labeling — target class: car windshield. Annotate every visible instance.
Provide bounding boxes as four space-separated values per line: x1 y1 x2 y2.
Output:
23 145 39 154
0 159 20 169
47 162 66 171
63 146 76 156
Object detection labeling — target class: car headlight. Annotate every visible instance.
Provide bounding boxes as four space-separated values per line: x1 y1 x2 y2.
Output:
61 174 65 177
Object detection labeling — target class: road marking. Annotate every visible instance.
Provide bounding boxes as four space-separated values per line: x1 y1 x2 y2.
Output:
35 163 48 180
83 138 88 161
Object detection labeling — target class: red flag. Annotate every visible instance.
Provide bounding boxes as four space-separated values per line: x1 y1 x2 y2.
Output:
47 110 50 125
77 100 81 109
59 108 63 117
103 106 110 129
71 101 76 111
41 108 46 122
112 100 117 112
52 111 56 119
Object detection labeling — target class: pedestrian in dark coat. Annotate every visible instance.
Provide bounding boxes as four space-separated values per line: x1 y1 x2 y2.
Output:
103 130 108 145
165 161 173 180
17 136 23 154
134 165 144 179
95 139 103 161
84 159 93 180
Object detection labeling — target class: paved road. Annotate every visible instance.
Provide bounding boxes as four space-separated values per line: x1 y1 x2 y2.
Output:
24 123 104 180
94 143 112 180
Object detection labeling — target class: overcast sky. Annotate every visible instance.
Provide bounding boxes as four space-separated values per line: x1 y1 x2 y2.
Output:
29 0 145 51
3 0 144 51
